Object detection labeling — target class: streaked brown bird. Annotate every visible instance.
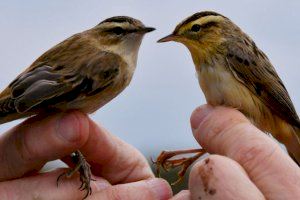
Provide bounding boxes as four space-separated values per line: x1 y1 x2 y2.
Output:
155 11 300 183
0 16 154 198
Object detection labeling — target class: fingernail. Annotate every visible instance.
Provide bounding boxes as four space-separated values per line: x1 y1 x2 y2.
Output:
146 178 172 200
191 105 213 130
57 113 79 142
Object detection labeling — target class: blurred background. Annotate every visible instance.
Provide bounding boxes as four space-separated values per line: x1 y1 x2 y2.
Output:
0 0 299 192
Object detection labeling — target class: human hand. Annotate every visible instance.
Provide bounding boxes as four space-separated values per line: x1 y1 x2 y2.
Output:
0 111 172 200
172 105 300 200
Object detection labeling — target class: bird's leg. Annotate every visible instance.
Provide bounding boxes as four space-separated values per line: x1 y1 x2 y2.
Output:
57 150 92 199
152 148 206 185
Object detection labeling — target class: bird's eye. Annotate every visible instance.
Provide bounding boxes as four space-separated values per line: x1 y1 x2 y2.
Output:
191 24 201 32
111 27 124 35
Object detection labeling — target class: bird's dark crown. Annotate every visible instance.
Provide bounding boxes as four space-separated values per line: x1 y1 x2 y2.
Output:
174 11 227 34
99 16 144 27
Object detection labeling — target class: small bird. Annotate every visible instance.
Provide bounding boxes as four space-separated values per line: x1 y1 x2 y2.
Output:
155 11 300 182
0 16 154 198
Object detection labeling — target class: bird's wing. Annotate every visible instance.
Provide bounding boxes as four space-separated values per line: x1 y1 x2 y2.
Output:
7 51 121 113
225 40 300 127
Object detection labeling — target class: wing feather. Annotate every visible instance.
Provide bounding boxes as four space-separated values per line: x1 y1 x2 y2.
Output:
8 51 120 113
225 40 300 127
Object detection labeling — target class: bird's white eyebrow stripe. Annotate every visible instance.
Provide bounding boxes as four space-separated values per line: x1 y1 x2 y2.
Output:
179 11 225 27
193 15 225 26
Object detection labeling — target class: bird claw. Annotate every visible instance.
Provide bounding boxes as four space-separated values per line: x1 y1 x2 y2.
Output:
56 150 92 199
152 148 206 185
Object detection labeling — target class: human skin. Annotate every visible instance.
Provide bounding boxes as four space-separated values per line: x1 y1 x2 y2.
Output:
2 105 299 200
171 105 300 200
0 112 172 200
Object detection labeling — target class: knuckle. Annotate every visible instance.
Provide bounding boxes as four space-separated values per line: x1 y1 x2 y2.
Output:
198 109 249 148
19 131 38 163
119 150 154 182
232 139 278 171
69 111 89 143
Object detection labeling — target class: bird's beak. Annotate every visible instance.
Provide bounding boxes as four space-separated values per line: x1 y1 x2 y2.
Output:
157 34 178 43
139 27 156 33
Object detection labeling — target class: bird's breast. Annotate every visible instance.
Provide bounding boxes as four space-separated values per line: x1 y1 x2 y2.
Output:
199 63 243 105
198 63 269 123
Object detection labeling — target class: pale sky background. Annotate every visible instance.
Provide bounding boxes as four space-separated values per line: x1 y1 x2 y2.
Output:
0 1 299 159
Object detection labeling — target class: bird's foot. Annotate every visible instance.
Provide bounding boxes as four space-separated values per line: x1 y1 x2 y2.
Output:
57 150 92 199
152 148 206 185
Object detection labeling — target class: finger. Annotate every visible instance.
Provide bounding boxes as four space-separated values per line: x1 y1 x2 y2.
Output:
170 190 190 200
191 105 300 199
65 119 154 184
88 178 172 200
189 155 264 200
0 111 90 181
0 169 110 200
